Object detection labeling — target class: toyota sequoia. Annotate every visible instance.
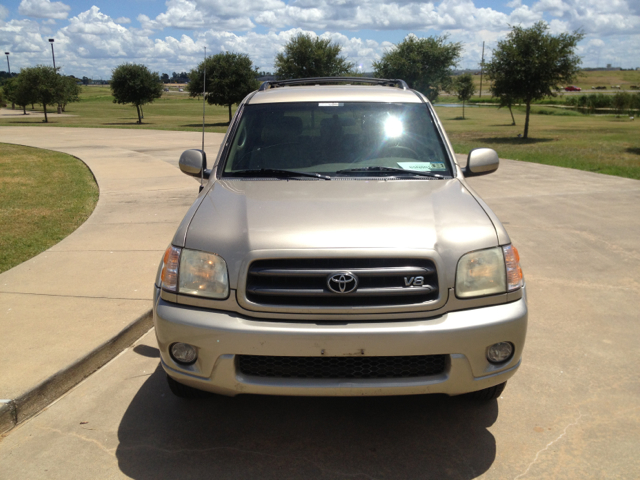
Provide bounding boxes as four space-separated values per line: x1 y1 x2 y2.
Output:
153 77 527 401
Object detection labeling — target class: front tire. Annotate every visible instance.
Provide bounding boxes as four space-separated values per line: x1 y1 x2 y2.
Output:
467 381 507 401
166 374 213 399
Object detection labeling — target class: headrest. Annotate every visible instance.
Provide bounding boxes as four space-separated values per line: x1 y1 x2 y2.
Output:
261 116 303 144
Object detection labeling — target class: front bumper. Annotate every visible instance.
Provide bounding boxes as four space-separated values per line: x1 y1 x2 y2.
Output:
154 290 527 397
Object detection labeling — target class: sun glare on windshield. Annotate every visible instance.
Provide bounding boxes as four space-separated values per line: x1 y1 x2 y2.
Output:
384 116 404 138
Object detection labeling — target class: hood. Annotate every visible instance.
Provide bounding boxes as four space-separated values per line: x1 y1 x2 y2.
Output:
183 178 499 288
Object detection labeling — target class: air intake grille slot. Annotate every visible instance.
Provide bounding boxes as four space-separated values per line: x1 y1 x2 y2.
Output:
238 355 447 379
246 258 438 307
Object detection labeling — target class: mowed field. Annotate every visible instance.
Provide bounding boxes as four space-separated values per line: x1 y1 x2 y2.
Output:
436 105 640 179
0 86 234 133
458 68 640 92
1 78 639 179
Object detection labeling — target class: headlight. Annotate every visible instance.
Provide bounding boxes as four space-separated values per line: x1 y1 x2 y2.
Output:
159 245 229 299
456 245 523 298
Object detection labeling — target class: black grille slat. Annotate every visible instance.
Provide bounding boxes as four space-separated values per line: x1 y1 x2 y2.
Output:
246 258 439 307
238 355 447 379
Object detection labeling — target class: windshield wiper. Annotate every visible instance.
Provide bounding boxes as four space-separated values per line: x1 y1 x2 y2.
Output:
226 168 331 180
334 166 446 179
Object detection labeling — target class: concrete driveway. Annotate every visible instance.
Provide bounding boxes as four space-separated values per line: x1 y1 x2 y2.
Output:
0 127 638 479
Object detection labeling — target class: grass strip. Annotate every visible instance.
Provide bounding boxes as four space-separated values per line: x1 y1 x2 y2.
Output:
435 105 640 180
0 144 98 273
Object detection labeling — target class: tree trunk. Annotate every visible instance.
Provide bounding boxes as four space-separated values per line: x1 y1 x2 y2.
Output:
22 105 26 114
509 104 516 126
523 101 531 139
140 105 144 119
462 101 465 119
228 104 232 124
136 104 142 124
43 103 48 123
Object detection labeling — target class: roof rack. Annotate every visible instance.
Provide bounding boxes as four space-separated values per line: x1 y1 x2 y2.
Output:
258 77 409 91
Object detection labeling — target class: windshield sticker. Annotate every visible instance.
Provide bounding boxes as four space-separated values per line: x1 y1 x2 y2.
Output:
397 162 447 171
319 102 344 107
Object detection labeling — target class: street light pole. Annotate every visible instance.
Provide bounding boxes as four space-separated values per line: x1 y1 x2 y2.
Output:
48 39 62 114
5 52 14 109
48 39 56 69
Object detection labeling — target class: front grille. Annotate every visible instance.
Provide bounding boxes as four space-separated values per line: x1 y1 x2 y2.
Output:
238 355 447 379
246 258 439 307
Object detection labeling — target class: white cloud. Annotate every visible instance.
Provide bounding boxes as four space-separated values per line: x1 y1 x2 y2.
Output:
1 0 639 78
143 0 285 31
0 5 10 21
18 0 71 20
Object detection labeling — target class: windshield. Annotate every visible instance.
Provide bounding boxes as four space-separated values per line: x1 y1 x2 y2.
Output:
222 102 453 177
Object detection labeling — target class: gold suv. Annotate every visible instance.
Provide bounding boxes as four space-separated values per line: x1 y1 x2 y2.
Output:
154 77 527 401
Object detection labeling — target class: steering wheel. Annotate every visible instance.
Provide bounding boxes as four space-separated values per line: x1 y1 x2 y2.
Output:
380 145 419 159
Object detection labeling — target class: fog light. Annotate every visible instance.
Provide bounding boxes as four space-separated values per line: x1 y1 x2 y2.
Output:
487 342 514 364
170 342 197 365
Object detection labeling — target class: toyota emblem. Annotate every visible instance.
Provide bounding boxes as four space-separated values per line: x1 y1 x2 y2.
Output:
327 272 358 294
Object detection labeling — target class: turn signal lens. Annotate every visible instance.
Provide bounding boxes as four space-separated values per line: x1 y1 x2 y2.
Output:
161 245 181 292
503 245 523 292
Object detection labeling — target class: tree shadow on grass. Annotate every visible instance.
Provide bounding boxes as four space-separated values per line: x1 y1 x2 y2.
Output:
4 120 56 124
102 122 154 126
181 122 230 128
626 147 640 155
474 137 554 145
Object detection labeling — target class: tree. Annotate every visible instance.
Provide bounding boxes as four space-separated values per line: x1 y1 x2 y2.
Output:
3 76 36 114
110 63 163 124
373 34 462 102
60 76 81 111
450 74 475 119
496 94 518 126
18 66 63 122
485 21 584 139
82 76 90 85
274 33 354 79
188 52 259 123
161 73 170 83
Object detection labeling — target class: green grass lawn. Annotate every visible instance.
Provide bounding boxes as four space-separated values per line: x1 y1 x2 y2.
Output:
0 144 98 273
435 105 640 179
2 85 639 180
0 86 235 133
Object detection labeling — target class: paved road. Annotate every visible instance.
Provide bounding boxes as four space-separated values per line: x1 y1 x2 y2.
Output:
1 129 639 479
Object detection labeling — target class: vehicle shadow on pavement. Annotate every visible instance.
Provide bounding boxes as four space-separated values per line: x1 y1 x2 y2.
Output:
116 365 498 479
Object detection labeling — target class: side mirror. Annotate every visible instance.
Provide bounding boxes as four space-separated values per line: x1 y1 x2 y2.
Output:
463 148 499 177
179 149 210 179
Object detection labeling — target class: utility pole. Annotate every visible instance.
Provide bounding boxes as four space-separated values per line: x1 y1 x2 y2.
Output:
479 41 485 98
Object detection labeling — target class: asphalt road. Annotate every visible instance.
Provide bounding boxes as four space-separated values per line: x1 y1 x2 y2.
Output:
0 137 639 479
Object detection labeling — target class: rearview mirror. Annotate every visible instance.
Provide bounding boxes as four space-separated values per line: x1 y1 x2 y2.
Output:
463 148 499 177
179 149 210 179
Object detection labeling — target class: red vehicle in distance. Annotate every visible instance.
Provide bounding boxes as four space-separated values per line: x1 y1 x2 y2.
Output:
564 85 581 91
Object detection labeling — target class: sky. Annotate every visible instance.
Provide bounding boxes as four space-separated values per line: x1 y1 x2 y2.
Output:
1 0 639 79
